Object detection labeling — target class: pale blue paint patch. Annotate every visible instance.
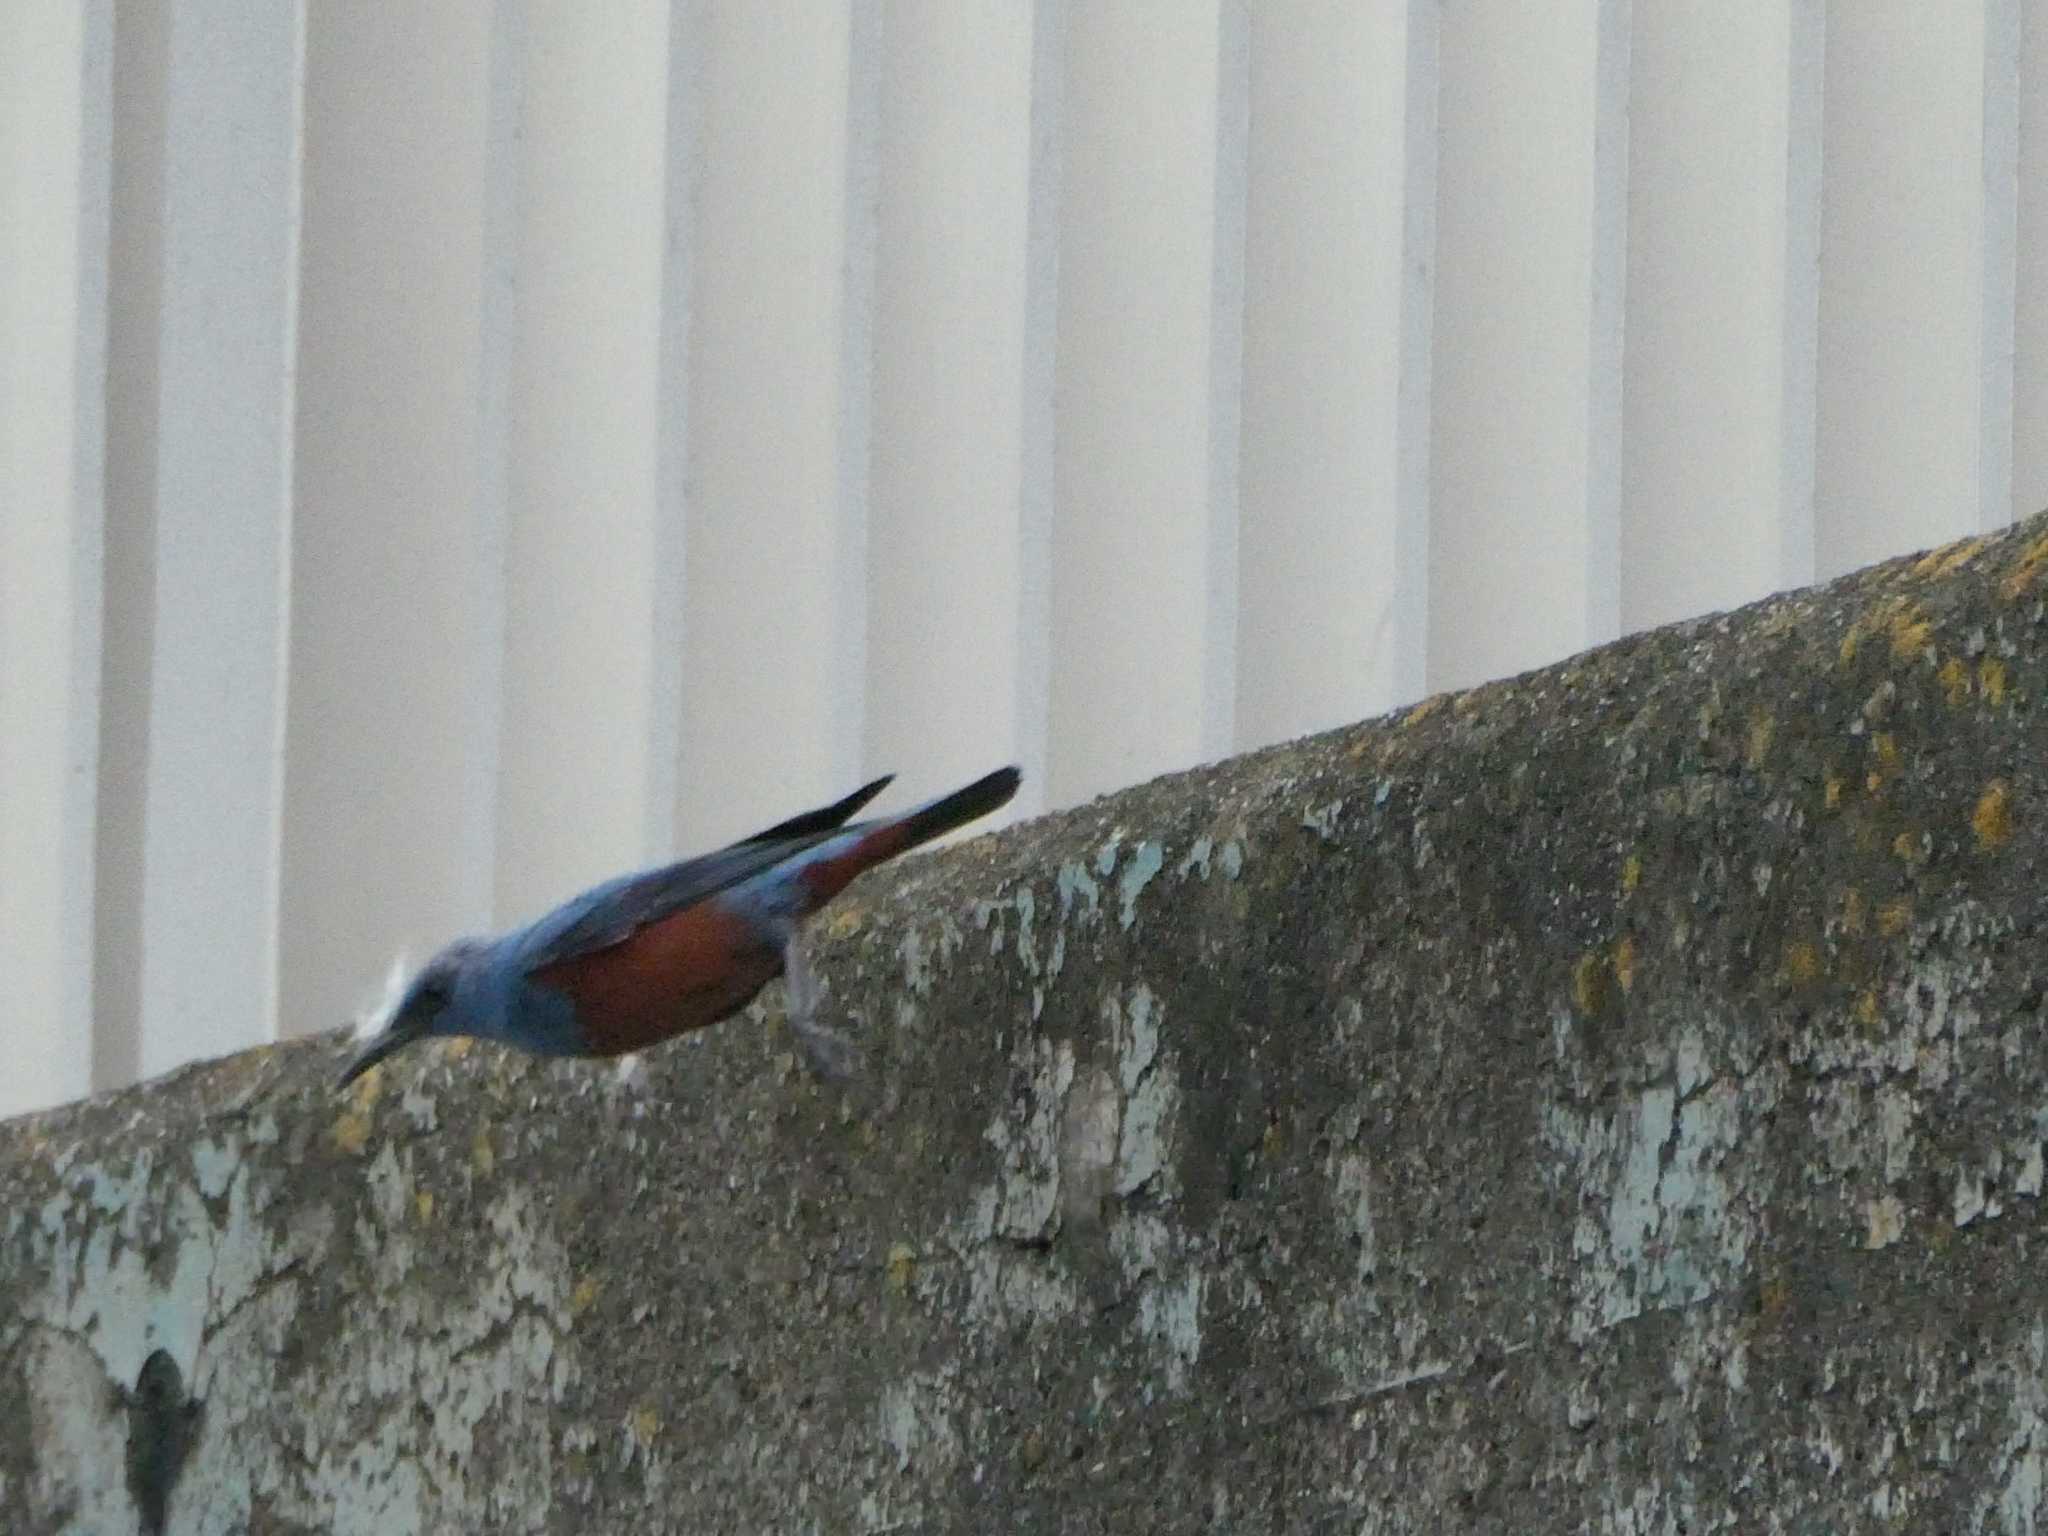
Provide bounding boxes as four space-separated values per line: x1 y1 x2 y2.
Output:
972 897 1005 957
1302 802 1343 840
1057 861 1101 924
1177 836 1213 880
1014 886 1038 976
192 1139 238 1201
1119 986 1160 1095
1220 842 1244 880
1117 842 1164 929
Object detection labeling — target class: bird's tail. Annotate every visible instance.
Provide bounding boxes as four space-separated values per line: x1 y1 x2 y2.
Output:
793 766 1021 907
878 766 1022 856
746 773 894 845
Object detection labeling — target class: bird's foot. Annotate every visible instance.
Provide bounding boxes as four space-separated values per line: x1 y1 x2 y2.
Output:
782 941 862 1083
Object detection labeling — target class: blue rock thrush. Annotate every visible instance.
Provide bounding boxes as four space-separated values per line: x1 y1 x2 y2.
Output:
338 767 1020 1086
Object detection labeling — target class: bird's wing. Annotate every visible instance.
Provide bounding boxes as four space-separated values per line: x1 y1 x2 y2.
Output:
514 775 894 971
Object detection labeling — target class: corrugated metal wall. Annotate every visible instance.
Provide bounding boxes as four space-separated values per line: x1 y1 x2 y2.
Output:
3 1 2042 1111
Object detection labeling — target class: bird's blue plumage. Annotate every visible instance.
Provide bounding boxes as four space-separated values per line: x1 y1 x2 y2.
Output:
336 767 1020 1084
510 776 895 972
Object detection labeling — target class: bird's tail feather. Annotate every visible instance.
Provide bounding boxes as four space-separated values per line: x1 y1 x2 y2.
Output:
791 767 1021 908
746 773 895 846
882 766 1022 856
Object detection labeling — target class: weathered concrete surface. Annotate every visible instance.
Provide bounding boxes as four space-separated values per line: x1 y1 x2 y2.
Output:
13 522 2048 1533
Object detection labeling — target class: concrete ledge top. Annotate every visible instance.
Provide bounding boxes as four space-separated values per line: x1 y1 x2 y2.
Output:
11 518 2048 1532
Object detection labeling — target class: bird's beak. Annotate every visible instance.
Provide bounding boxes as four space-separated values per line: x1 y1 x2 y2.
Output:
337 1016 425 1088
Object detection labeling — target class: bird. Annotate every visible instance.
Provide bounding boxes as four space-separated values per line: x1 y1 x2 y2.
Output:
337 766 1021 1087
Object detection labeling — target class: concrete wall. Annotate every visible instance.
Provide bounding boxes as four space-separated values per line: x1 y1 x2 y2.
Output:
8 3 2048 1113
9 516 2048 1530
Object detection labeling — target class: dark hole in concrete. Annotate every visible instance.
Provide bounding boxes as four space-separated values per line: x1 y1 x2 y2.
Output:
125 1348 201 1536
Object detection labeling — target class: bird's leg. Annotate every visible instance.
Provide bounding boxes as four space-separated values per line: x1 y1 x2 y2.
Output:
779 931 860 1082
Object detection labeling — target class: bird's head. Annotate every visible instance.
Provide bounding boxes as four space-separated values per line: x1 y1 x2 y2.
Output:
337 938 490 1087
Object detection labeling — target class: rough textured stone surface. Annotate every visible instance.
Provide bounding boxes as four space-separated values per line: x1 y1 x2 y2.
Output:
12 520 2048 1533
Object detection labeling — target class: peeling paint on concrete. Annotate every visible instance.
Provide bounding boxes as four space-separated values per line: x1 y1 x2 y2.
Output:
1057 860 1100 925
1548 1074 1751 1341
1109 987 1178 1199
981 1035 1075 1244
15 517 2048 1528
10 1122 572 1533
1115 841 1163 929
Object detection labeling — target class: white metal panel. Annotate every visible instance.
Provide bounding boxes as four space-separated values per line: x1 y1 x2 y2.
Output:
1622 0 1821 629
1429 0 1629 693
1014 0 1066 822
132 0 304 1075
496 0 677 922
0 0 111 1114
1817 0 2020 573
865 1 1039 815
1237 0 1434 749
680 0 874 847
280 1 519 1037
2012 0 2048 521
1048 0 1246 806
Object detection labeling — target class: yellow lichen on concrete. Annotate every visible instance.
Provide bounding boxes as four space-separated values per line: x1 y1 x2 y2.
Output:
1999 528 2048 600
886 1242 918 1295
1757 1273 1793 1322
471 1127 496 1177
332 1109 373 1157
1877 898 1912 937
570 1275 601 1317
1824 770 1846 811
1573 952 1611 1018
1621 853 1642 896
1912 534 1985 580
1866 733 1901 796
1745 711 1775 769
1841 888 1866 936
1780 941 1822 988
332 1070 382 1154
1973 779 2014 852
1891 831 1924 865
414 1190 434 1223
350 1066 384 1108
1401 694 1446 730
1980 657 2008 705
1856 990 1881 1027
1611 936 1638 994
1842 595 1939 668
1842 595 1937 666
1887 602 1932 662
1938 657 1970 707
628 1404 663 1449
